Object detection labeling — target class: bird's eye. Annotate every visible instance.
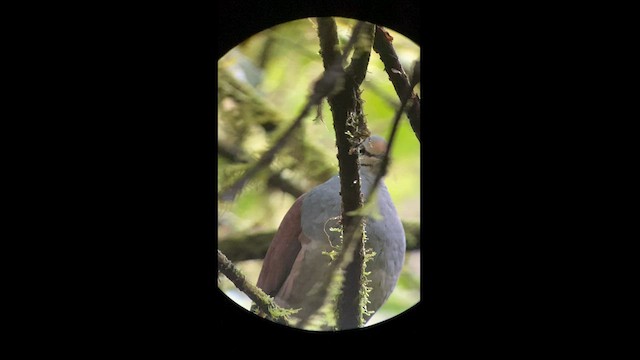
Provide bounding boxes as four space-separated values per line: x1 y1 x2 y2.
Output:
359 147 365 154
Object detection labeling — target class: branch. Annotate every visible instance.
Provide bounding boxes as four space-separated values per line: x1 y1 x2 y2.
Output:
266 175 305 199
219 232 275 262
217 143 248 163
218 220 420 262
365 60 420 209
217 250 298 324
218 117 306 201
373 26 421 142
218 143 305 198
345 22 375 86
318 18 369 330
317 17 341 69
219 70 338 186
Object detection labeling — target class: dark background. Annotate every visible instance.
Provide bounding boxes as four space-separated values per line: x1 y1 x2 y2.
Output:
22 0 610 349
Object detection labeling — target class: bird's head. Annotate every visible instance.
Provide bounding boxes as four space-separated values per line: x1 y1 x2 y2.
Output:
359 135 388 173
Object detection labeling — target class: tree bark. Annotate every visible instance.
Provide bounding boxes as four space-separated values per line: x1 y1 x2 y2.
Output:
373 26 421 142
217 250 296 324
317 18 371 330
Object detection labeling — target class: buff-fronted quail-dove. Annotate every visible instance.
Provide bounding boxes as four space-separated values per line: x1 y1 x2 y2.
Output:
256 135 406 329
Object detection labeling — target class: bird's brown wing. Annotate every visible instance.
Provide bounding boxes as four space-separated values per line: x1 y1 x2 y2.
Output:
256 194 306 296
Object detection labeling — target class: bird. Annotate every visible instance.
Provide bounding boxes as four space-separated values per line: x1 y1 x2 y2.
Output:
255 135 406 330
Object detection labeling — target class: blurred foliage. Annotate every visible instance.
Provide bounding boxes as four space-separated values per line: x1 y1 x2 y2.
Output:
217 17 421 329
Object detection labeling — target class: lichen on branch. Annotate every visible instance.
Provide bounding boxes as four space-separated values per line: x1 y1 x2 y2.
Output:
217 250 299 324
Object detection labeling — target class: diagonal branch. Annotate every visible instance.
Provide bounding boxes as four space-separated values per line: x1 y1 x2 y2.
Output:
365 61 420 209
217 250 298 324
218 143 305 198
218 113 307 202
373 26 421 142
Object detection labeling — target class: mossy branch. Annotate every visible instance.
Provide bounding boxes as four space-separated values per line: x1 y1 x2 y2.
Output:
217 250 298 324
318 18 371 330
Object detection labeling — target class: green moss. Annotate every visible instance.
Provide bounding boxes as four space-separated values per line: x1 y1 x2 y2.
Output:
359 228 377 321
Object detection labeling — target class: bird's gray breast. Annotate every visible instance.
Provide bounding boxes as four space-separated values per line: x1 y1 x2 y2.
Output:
300 176 344 249
300 172 406 313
